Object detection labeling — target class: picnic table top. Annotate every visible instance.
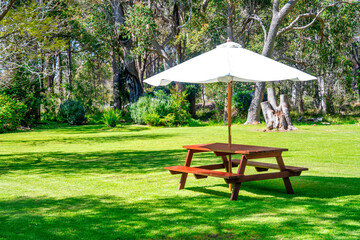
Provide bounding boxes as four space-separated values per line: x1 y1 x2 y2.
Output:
182 143 288 155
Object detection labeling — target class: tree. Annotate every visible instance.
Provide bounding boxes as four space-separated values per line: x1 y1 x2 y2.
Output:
245 0 359 124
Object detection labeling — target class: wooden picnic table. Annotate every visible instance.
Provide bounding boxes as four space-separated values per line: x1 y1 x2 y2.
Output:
165 143 308 201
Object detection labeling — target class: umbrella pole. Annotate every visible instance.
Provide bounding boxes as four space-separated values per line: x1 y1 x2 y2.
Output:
228 82 232 191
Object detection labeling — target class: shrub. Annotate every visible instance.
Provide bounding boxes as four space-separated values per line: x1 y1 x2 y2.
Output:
0 94 27 133
233 90 252 117
129 88 193 126
58 100 86 125
102 108 120 127
144 112 161 126
129 90 172 124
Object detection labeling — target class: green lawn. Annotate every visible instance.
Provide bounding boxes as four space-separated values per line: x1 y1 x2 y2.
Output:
0 123 359 239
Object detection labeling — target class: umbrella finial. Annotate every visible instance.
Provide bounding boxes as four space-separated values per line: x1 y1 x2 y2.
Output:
227 38 231 42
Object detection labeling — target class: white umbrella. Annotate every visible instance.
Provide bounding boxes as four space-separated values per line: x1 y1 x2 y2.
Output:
144 41 316 146
144 41 316 188
144 41 315 86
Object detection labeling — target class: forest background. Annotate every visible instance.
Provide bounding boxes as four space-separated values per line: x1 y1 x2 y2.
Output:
0 0 360 131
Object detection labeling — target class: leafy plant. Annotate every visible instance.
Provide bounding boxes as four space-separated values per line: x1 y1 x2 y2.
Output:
129 90 172 124
58 100 86 125
233 90 253 117
144 112 161 126
102 108 120 128
0 94 27 133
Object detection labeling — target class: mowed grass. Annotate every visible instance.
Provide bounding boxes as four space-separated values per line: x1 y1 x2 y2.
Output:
0 123 359 239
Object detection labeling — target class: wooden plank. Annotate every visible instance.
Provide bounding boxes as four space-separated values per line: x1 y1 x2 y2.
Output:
255 167 269 172
197 163 226 170
230 183 241 201
183 143 288 155
168 163 227 175
194 174 208 179
178 150 193 190
165 166 241 179
244 152 282 159
229 155 248 200
225 171 292 183
276 156 294 194
232 160 308 172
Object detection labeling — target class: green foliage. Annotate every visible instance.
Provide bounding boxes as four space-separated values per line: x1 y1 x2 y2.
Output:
167 87 191 126
1 67 42 126
205 83 227 121
41 91 60 121
126 3 157 58
129 90 172 125
0 94 27 133
102 108 120 128
143 112 161 126
233 90 253 117
129 88 192 126
58 100 86 125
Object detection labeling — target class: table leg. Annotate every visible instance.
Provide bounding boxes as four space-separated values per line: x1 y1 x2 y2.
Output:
221 155 232 191
179 150 194 190
276 155 294 194
230 155 248 201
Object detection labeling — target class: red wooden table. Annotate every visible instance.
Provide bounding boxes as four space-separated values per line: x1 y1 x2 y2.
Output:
165 143 308 201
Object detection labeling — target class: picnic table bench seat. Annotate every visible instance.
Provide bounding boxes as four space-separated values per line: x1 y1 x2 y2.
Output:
232 159 308 173
165 165 241 180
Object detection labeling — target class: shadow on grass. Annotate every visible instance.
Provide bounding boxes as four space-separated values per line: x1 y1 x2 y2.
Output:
0 149 186 175
186 175 360 199
0 132 174 145
1 189 359 240
33 124 152 134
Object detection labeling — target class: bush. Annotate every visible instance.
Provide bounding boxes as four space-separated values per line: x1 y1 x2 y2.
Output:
129 88 193 126
233 90 252 117
102 108 121 127
58 100 86 125
129 90 172 124
144 112 161 126
0 94 27 133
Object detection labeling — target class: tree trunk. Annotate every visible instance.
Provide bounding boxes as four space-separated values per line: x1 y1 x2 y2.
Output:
124 68 143 103
297 82 304 114
267 87 278 110
223 94 228 125
112 1 143 103
245 0 299 124
261 101 277 129
245 82 265 124
279 94 297 130
67 39 72 91
201 85 206 110
261 88 297 131
56 53 63 104
112 51 121 109
318 75 327 114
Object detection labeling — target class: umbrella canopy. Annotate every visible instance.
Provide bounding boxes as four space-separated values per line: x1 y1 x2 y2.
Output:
144 41 316 86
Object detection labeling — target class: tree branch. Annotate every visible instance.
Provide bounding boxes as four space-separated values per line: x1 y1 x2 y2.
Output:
277 1 356 38
201 0 210 13
0 0 16 22
278 0 299 22
276 57 306 68
249 14 267 43
273 0 281 14
177 0 192 29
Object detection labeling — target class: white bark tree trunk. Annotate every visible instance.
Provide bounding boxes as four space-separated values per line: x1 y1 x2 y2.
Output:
261 87 297 131
245 0 299 124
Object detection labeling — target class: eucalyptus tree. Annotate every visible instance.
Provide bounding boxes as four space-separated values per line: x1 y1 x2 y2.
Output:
244 0 359 124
